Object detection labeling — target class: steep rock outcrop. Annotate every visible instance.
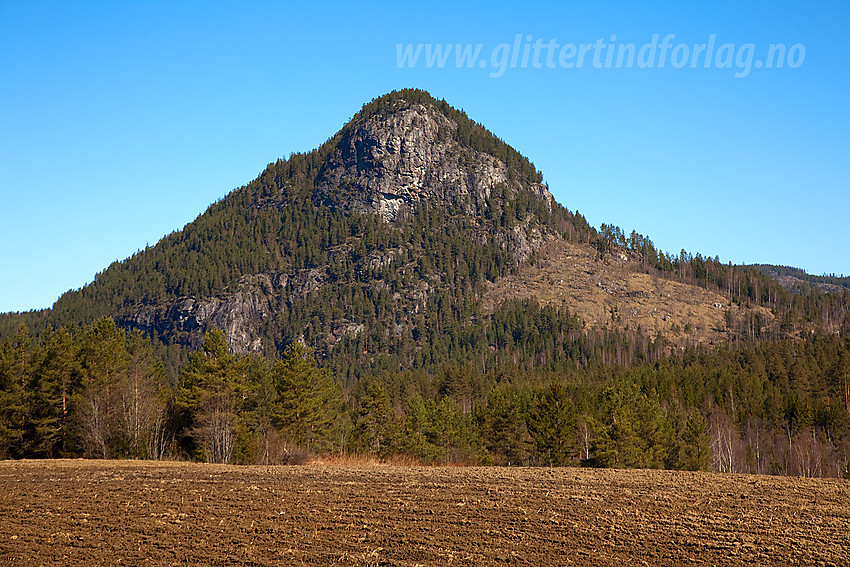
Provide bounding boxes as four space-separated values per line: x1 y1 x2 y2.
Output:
123 281 271 353
316 101 553 221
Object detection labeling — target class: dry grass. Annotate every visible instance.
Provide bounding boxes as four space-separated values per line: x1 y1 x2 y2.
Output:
307 452 423 467
484 239 774 351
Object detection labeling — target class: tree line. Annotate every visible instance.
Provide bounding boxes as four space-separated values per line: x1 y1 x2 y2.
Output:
3 310 848 477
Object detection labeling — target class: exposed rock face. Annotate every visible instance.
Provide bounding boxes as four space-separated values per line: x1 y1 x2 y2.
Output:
123 281 271 354
316 101 553 221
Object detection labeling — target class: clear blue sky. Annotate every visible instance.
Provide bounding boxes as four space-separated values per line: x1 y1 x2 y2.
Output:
1 1 848 313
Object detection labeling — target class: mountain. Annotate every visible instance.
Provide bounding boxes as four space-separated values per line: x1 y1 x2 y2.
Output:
3 89 850 471
1 89 847 373
0 91 582 360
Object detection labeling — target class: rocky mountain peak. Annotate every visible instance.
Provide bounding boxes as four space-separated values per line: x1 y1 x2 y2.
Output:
316 91 552 221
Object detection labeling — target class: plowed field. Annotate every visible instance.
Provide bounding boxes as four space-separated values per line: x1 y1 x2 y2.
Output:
1 460 848 566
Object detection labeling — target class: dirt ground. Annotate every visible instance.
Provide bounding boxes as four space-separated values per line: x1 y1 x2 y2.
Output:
1 460 848 566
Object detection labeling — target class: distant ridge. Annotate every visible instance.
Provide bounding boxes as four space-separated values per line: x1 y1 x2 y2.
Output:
750 264 850 293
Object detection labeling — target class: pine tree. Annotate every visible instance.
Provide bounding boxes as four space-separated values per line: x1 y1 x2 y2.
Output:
29 327 79 457
479 388 531 465
350 380 399 456
273 341 346 453
75 317 128 458
176 328 242 463
527 382 576 466
679 408 711 471
0 326 33 457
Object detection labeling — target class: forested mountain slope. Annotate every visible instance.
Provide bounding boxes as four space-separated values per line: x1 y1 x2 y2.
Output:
2 90 586 362
3 89 845 369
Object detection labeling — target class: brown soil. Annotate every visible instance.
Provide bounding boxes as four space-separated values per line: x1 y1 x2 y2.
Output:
484 240 774 351
1 460 848 566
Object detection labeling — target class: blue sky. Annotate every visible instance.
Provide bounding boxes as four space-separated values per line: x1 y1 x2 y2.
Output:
1 1 848 313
